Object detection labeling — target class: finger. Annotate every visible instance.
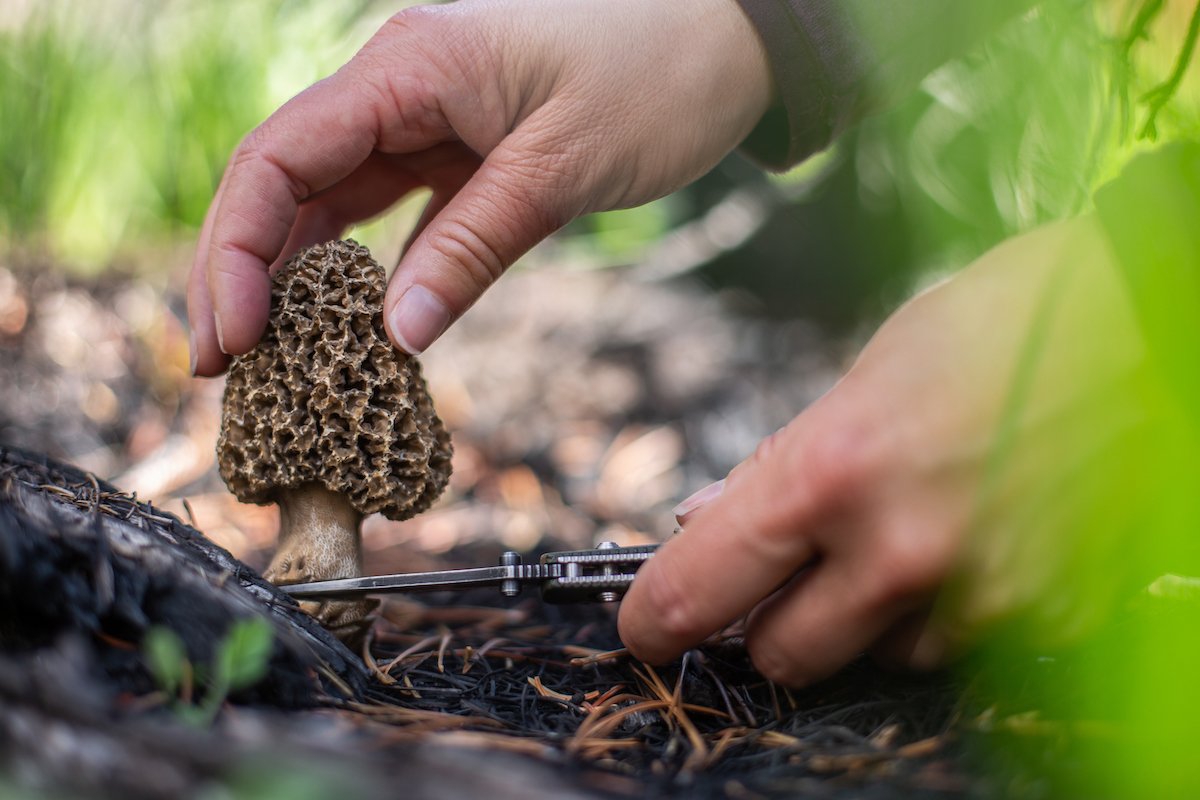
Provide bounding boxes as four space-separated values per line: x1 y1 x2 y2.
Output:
617 419 833 664
188 172 232 377
187 260 230 377
205 56 452 355
383 121 586 354
743 500 954 686
205 76 377 354
742 547 908 687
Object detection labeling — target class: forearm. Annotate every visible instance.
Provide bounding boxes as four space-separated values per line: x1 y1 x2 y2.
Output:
735 0 1042 169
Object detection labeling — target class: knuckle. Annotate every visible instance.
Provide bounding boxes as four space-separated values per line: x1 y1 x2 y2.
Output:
230 127 310 202
745 426 788 472
232 126 277 172
422 162 574 302
357 65 446 144
380 5 437 36
375 6 458 60
738 413 861 482
492 159 576 232
869 527 947 605
376 7 495 91
425 217 507 294
363 9 435 70
721 426 814 558
350 10 460 138
799 416 887 506
229 130 265 174
725 425 789 496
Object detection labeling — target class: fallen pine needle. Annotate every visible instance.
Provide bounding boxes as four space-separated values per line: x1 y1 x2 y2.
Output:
568 648 628 667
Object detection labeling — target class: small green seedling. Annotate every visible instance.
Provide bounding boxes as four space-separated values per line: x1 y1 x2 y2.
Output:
143 618 273 726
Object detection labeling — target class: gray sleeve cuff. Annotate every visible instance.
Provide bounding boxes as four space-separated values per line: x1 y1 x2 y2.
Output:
734 0 1042 171
734 0 868 170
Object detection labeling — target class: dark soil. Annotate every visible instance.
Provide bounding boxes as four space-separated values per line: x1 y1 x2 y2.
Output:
0 445 986 800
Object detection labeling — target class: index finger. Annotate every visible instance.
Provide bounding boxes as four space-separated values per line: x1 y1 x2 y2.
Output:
618 418 830 663
200 12 467 356
202 72 389 356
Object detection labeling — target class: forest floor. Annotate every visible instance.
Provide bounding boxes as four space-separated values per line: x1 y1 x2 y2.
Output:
0 260 1065 798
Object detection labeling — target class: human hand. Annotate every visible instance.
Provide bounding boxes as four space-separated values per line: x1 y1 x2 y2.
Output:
619 216 1147 685
188 0 772 375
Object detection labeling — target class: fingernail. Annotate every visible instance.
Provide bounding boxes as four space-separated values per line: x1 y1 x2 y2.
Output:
188 329 198 375
214 313 227 354
672 479 725 522
388 284 451 355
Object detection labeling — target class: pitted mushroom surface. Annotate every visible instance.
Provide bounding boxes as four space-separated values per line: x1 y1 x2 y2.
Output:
217 239 452 641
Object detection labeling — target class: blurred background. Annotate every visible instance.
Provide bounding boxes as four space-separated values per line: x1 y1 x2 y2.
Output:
2 0 1199 794
1 0 1196 560
0 0 1195 573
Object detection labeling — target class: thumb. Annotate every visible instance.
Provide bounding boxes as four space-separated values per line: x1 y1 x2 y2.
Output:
384 128 586 354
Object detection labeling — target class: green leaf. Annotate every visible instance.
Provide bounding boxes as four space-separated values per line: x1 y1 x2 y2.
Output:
143 626 187 696
214 618 274 692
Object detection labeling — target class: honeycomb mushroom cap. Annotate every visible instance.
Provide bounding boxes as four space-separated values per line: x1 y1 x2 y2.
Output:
217 239 452 520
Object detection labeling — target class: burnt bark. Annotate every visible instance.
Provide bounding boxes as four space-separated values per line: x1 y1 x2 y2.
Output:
0 446 607 800
0 444 368 702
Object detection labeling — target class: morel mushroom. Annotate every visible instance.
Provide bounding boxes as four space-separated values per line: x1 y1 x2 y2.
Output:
217 239 452 641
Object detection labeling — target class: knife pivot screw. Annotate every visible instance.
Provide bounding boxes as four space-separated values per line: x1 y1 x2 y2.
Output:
596 541 620 602
500 551 521 597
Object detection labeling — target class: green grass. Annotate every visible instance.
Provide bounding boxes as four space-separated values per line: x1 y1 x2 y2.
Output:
0 0 682 273
0 0 396 270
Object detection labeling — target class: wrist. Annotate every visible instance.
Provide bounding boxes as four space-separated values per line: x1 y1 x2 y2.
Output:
707 0 775 140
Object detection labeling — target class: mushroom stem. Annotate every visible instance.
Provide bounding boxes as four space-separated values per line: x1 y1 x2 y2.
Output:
265 484 376 644
266 484 363 584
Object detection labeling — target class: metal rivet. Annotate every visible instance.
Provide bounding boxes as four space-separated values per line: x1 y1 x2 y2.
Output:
499 551 521 597
597 541 618 602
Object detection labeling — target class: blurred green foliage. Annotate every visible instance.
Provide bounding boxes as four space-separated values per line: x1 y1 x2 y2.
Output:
200 759 379 800
960 138 1200 788
144 617 274 726
858 3 1115 266
3 0 1195 285
1050 140 1200 799
853 1 1199 277
0 0 395 269
918 6 1200 795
